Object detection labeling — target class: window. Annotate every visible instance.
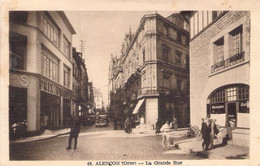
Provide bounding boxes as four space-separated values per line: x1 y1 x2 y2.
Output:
230 25 243 56
162 47 169 62
227 87 237 101
63 36 71 59
213 37 224 63
238 85 249 100
175 51 182 65
162 74 171 88
63 65 70 88
177 79 182 90
212 11 218 20
41 13 59 46
211 89 225 103
177 32 182 43
9 33 27 70
41 47 59 82
210 85 249 104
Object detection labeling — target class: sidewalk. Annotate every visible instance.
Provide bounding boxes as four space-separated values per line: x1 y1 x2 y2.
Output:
10 128 70 144
174 136 249 159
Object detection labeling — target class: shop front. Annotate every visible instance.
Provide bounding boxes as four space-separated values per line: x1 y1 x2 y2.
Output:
207 84 249 146
39 78 72 130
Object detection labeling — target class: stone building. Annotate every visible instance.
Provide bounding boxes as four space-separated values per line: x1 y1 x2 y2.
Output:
9 11 76 132
94 88 103 111
87 82 95 110
109 13 190 129
187 11 250 147
72 47 89 119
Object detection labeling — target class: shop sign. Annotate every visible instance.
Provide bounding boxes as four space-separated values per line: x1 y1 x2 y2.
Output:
211 103 225 114
240 101 250 108
19 75 28 87
39 79 71 100
240 101 247 107
212 105 224 109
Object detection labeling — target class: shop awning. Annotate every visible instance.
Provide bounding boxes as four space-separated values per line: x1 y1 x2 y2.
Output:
132 99 145 114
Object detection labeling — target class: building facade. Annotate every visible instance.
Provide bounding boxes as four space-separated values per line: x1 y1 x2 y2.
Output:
9 11 76 132
188 11 250 147
94 88 103 111
72 47 89 120
87 82 95 111
109 13 190 129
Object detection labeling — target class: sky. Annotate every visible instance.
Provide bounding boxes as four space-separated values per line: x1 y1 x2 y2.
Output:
65 11 173 107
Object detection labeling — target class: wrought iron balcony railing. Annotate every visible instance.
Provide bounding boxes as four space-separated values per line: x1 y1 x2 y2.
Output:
211 51 245 73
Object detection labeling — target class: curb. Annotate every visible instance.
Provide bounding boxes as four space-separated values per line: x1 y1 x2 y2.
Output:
10 132 70 145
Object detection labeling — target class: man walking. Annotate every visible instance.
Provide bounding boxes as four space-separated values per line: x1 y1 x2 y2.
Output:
66 116 81 150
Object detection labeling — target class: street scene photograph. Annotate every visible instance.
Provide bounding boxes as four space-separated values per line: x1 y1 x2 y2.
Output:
8 10 250 161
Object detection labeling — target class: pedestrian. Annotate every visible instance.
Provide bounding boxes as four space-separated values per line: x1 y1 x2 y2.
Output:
201 118 207 148
21 120 27 138
173 117 178 131
114 118 118 130
160 121 171 148
66 116 81 150
124 116 131 133
209 119 218 149
155 119 160 136
202 118 211 150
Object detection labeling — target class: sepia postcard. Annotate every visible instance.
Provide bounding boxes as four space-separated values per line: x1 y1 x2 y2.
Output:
1 0 260 166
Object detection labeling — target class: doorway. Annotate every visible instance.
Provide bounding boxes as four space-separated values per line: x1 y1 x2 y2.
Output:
227 102 237 127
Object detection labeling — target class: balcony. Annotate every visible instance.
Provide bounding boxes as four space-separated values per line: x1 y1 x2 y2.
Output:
211 51 245 73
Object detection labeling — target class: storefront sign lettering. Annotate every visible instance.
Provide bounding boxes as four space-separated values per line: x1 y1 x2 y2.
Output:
212 105 224 109
19 75 28 87
40 79 71 100
240 102 247 107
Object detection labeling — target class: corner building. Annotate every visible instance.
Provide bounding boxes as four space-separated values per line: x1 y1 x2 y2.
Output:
188 11 250 147
110 13 190 129
9 11 76 132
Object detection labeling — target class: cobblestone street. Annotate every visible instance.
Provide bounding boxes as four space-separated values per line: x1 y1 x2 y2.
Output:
10 125 201 160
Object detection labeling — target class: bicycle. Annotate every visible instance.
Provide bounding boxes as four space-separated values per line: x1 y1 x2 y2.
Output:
187 125 202 141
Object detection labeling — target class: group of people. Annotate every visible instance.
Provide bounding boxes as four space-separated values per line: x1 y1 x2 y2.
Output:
201 118 219 150
11 120 27 139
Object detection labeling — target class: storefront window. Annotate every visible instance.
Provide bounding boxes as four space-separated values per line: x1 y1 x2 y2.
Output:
227 87 237 101
239 101 249 113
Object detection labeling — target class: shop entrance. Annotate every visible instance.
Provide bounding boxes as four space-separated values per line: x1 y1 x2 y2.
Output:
9 86 27 134
227 102 237 127
41 92 61 130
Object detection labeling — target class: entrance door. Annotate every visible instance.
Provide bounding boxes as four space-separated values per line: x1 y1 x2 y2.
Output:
227 103 237 127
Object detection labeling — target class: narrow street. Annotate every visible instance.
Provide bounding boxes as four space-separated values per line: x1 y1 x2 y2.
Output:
10 124 201 160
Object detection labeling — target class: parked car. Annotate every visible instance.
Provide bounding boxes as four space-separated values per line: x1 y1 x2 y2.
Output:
95 114 109 127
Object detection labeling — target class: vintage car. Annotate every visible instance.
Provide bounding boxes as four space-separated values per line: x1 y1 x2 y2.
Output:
95 114 109 127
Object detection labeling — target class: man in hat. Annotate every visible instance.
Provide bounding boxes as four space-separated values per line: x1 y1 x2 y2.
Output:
66 116 81 150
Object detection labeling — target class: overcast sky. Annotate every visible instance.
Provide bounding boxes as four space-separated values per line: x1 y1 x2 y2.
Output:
65 11 173 107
